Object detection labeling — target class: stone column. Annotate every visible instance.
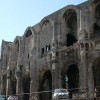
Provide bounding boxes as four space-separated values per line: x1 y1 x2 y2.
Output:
6 67 12 97
89 0 95 39
79 42 88 98
16 65 22 98
30 61 39 100
16 74 21 93
16 37 23 100
55 17 61 47
51 53 59 90
87 43 95 99
29 32 39 100
0 73 3 95
51 20 59 90
58 52 62 88
88 62 94 99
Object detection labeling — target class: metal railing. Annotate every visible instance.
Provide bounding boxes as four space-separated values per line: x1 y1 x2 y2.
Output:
1 87 100 100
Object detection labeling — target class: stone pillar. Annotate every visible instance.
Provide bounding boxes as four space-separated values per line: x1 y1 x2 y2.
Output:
88 62 94 99
0 74 3 95
16 74 21 94
29 33 39 100
79 42 88 98
58 52 62 88
89 0 95 39
51 53 59 90
79 9 85 32
6 67 12 97
16 37 23 100
87 43 95 99
16 65 22 99
51 20 59 90
55 17 61 47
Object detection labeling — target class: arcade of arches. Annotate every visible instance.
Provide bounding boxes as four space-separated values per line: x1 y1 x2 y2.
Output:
38 64 79 100
1 0 100 100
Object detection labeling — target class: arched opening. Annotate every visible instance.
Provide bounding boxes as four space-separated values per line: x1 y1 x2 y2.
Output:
39 70 52 100
15 40 19 51
66 34 77 47
25 30 32 37
11 78 17 95
94 1 100 37
10 70 17 95
23 75 30 100
92 57 100 97
14 40 19 64
62 64 79 99
64 9 77 46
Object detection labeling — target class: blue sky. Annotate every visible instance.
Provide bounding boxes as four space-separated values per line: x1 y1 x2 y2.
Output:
0 0 87 47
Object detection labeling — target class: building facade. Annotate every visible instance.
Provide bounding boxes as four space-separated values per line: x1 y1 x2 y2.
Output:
0 0 100 99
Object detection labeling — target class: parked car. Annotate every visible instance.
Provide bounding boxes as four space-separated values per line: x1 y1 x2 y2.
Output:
52 88 69 99
0 95 6 100
7 96 18 100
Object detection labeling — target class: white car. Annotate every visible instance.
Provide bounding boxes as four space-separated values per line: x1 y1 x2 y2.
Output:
53 89 69 99
7 96 18 100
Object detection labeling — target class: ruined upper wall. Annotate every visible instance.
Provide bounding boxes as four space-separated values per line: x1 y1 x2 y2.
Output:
30 0 89 44
1 0 97 70
7 0 89 46
1 40 12 70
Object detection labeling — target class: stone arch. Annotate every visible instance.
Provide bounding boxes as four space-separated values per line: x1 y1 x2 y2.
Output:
61 62 79 99
13 36 20 66
14 36 20 44
23 27 33 52
92 56 100 97
22 71 30 100
60 5 80 46
39 18 53 35
39 18 53 56
95 1 100 18
13 36 20 51
23 27 34 38
23 27 34 71
39 17 53 30
60 5 80 18
92 0 100 37
64 9 78 46
39 70 52 100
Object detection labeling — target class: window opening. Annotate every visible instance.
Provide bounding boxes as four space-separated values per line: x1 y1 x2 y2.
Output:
28 54 29 58
42 48 44 54
48 45 51 50
46 46 49 52
66 34 77 47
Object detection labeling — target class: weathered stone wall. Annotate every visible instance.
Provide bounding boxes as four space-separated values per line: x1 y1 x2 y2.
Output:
0 0 100 100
